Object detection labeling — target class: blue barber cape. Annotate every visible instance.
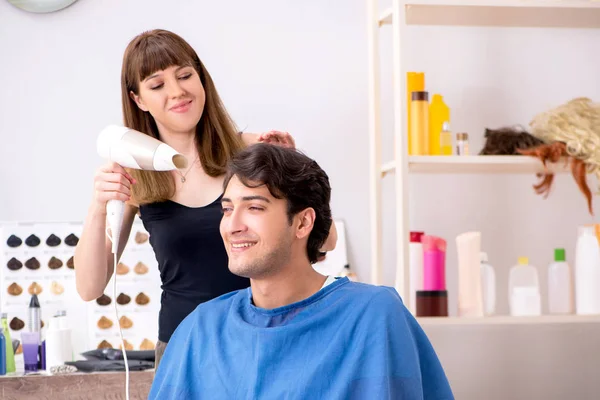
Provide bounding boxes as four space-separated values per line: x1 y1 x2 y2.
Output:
149 277 454 399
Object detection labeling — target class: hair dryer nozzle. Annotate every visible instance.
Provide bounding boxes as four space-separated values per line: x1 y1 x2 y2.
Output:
97 125 188 171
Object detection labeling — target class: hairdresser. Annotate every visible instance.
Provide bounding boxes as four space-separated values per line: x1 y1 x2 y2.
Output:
73 29 337 368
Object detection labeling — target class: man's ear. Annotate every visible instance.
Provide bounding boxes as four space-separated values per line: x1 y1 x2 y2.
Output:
130 90 149 112
295 208 316 240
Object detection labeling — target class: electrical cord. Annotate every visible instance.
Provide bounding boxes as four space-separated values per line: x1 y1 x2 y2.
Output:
106 227 130 400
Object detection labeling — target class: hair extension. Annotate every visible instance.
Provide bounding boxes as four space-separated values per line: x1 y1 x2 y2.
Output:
479 126 545 155
518 142 593 215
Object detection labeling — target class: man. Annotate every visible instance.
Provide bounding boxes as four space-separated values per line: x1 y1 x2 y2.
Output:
149 143 454 399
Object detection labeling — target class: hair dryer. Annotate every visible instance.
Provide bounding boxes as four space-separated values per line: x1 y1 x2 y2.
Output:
97 125 188 253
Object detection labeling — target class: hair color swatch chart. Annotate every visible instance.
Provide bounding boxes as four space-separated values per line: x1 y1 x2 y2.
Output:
0 217 161 360
88 219 161 353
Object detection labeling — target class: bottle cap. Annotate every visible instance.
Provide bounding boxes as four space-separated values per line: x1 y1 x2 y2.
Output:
518 256 529 265
410 231 425 243
480 252 488 263
554 248 566 262
411 91 428 101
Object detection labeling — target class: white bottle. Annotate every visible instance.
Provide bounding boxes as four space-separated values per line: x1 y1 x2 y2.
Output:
480 252 496 316
408 231 424 315
45 311 73 373
547 248 574 315
456 231 483 317
508 257 541 316
575 225 600 315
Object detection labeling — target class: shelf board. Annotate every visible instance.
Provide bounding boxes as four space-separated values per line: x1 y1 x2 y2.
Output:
418 314 600 326
408 155 570 174
379 1 600 28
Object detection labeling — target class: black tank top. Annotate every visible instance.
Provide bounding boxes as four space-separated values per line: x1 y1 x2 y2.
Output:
139 195 250 342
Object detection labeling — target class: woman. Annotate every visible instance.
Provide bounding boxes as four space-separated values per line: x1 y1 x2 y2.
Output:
73 29 336 368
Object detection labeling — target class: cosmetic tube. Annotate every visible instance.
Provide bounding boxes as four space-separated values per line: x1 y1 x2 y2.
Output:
456 231 484 317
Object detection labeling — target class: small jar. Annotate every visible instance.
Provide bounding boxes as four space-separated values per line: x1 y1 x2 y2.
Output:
456 132 469 155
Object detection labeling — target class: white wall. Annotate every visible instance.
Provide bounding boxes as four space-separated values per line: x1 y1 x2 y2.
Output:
2 0 600 398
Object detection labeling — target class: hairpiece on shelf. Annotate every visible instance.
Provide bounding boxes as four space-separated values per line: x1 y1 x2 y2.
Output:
479 125 544 155
518 97 600 215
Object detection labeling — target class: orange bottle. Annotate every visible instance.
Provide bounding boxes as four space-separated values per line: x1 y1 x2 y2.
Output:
407 72 425 155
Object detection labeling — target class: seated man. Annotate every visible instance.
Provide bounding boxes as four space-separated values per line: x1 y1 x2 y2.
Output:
149 143 454 400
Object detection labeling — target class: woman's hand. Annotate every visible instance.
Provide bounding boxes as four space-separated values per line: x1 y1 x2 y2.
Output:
258 130 296 149
92 162 136 213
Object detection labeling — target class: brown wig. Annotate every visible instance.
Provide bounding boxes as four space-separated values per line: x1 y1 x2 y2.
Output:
121 29 244 205
479 126 544 155
223 143 332 264
518 142 593 214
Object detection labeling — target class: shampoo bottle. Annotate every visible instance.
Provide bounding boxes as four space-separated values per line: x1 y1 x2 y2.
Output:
406 72 425 155
408 231 425 314
508 257 541 316
429 94 450 155
1 313 15 373
456 232 483 317
480 252 496 316
548 248 573 315
575 225 600 315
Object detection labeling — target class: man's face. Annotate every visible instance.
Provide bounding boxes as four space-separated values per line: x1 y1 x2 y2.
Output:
220 176 295 279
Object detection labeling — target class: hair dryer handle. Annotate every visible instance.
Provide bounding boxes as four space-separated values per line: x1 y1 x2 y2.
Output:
106 199 126 254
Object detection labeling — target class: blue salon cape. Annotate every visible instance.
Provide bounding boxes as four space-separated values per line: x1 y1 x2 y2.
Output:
149 277 454 399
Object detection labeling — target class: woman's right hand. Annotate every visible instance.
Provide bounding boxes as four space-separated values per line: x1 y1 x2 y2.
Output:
92 162 136 211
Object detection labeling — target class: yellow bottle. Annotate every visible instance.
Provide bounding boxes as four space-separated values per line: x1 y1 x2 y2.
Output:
407 72 425 155
428 94 450 155
410 91 429 155
440 122 452 155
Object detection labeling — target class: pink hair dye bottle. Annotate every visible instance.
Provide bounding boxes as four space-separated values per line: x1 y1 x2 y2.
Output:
417 235 448 317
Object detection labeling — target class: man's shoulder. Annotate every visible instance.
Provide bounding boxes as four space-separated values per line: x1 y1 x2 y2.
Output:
176 289 246 333
339 281 404 311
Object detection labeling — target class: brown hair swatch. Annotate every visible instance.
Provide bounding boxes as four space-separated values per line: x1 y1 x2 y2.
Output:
66 256 74 269
140 339 155 351
48 257 63 270
98 340 113 349
46 234 61 247
7 283 23 296
7 258 22 271
135 292 150 305
96 294 112 306
120 340 134 351
97 316 113 329
10 317 24 331
25 257 40 270
117 293 131 305
64 234 79 246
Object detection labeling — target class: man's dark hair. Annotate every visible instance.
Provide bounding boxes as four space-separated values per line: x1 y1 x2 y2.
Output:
223 143 332 264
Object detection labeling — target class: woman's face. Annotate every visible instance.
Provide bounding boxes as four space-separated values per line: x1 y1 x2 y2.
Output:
131 65 206 136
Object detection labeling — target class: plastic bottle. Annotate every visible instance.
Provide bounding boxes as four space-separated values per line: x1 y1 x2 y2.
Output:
456 232 483 317
406 72 425 155
422 235 447 291
480 252 496 316
428 94 450 155
575 225 600 315
548 248 574 315
408 231 424 314
0 330 5 375
508 257 541 316
410 91 429 155
440 122 452 156
45 311 73 372
1 314 15 373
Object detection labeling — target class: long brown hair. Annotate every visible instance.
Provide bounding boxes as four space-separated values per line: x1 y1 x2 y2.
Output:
120 29 244 205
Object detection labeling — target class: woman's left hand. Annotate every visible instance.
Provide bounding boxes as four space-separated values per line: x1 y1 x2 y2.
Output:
258 130 296 149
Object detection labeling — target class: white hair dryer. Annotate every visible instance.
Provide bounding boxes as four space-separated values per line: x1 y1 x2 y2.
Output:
97 125 188 253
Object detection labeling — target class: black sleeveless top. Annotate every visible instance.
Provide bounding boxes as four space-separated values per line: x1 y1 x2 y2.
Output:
139 195 250 342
